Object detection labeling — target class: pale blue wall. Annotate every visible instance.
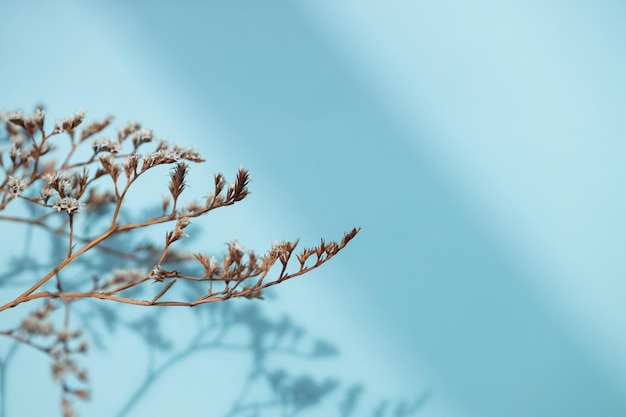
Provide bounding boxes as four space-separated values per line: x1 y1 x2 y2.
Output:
1 1 626 416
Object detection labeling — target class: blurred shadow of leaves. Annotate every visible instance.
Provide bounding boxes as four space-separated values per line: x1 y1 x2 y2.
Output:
0 200 426 417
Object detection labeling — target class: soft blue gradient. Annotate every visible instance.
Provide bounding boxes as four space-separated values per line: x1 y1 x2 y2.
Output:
1 1 626 416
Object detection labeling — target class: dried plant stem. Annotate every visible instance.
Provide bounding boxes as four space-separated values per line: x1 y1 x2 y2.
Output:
0 214 150 260
0 109 360 417
150 280 176 304
0 331 50 355
0 226 117 312
0 108 364 417
67 215 74 257
60 142 78 169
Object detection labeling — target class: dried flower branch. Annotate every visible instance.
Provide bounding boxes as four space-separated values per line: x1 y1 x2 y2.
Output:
0 109 359 313
0 107 359 416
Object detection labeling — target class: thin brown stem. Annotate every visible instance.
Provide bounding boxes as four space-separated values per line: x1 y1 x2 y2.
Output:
0 226 118 312
0 331 50 355
150 280 176 304
67 215 74 257
60 143 78 169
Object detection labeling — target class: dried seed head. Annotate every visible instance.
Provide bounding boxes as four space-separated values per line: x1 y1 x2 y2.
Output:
184 200 202 213
228 240 244 255
52 197 82 215
168 162 188 200
173 144 204 163
34 108 45 125
54 110 86 134
45 171 72 194
7 175 27 197
99 154 121 181
271 240 289 255
150 265 178 282
6 111 25 128
72 110 86 126
119 121 141 142
20 315 54 335
194 253 222 277
141 149 180 171
52 359 74 380
40 187 54 203
9 142 21 163
57 328 81 341
123 152 140 178
167 215 191 243
132 128 153 149
227 167 250 202
208 256 220 274
21 109 45 134
80 115 113 141
92 137 121 154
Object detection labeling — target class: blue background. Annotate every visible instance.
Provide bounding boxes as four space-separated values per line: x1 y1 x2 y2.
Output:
1 1 626 416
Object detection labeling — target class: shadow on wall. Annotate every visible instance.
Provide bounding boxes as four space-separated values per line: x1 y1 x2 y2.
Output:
0 140 425 417
114 1 626 416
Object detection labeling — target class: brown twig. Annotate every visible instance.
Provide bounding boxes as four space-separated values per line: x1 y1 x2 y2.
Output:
0 108 360 417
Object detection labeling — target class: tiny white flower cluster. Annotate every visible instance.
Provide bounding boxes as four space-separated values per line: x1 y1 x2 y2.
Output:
172 144 203 162
43 172 74 202
271 240 289 255
6 109 44 132
207 256 220 272
92 137 121 154
228 240 244 254
26 108 45 127
122 153 140 178
150 265 177 282
170 216 190 242
21 315 54 335
40 187 54 203
196 252 221 277
53 110 86 134
33 108 45 123
6 111 23 122
141 148 180 170
52 359 77 381
135 128 153 142
52 196 82 215
45 171 72 191
57 328 82 342
156 148 180 162
9 142 21 161
119 121 141 139
7 175 27 197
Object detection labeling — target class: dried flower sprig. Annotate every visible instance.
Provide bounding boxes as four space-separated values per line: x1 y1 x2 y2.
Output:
0 107 359 417
0 107 359 310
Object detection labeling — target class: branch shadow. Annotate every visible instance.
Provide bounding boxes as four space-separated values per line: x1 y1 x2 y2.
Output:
0 121 426 416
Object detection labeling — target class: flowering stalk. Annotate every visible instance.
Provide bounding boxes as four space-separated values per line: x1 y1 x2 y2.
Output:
0 107 359 416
